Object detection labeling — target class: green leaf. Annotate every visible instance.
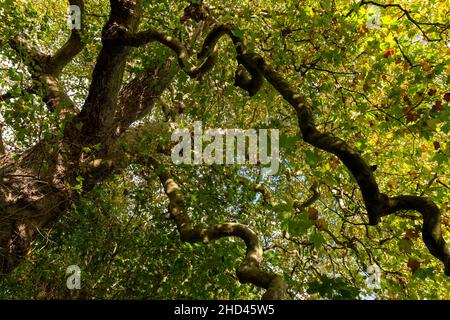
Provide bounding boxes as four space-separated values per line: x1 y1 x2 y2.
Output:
305 149 321 167
398 238 412 253
310 232 325 249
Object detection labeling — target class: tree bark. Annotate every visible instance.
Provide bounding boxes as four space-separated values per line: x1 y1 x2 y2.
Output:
0 0 178 274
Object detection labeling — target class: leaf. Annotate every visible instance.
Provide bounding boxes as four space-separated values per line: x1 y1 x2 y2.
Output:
231 27 244 38
310 232 325 249
398 238 412 253
412 267 435 280
407 258 420 274
288 213 313 236
305 149 321 167
307 275 360 299
279 134 299 155
82 146 91 153
383 48 395 58
307 207 318 220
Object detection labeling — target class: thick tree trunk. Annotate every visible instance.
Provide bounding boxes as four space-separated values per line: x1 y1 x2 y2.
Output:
0 0 174 274
2 0 447 300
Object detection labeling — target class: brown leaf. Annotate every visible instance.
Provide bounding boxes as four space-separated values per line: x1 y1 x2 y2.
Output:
443 217 450 228
420 60 431 71
315 218 327 230
359 24 369 34
432 100 443 112
407 258 420 274
383 48 395 58
405 112 419 123
405 229 419 239
433 141 441 150
308 207 318 221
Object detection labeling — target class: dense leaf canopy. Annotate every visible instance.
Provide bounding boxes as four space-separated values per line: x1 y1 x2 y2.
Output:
0 0 449 299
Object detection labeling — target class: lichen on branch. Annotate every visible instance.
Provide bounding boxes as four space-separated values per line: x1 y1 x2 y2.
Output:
149 157 287 300
125 21 450 276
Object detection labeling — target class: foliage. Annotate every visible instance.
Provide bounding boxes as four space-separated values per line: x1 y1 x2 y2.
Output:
0 0 449 299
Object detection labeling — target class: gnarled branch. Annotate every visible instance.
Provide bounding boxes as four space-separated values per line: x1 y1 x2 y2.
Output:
149 157 287 300
131 22 450 276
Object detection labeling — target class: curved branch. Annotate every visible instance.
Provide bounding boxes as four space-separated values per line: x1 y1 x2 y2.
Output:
8 37 77 120
149 158 287 300
117 23 243 79
7 0 87 120
46 0 86 75
9 0 86 76
294 183 319 211
260 53 450 276
132 23 450 276
236 176 274 206
384 196 450 275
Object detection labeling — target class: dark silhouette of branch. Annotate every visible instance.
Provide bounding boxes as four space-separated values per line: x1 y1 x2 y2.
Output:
346 0 448 41
394 38 417 68
125 22 450 276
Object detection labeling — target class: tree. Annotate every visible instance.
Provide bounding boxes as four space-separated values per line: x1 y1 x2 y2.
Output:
0 0 449 299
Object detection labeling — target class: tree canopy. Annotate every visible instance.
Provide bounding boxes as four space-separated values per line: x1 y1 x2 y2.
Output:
0 0 449 299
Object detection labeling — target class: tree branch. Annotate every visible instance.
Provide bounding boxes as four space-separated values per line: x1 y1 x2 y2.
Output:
46 0 86 76
350 0 448 41
65 0 143 150
111 23 240 79
113 59 176 137
149 157 287 300
0 123 5 155
6 0 87 120
294 183 319 211
130 22 450 276
8 37 77 121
